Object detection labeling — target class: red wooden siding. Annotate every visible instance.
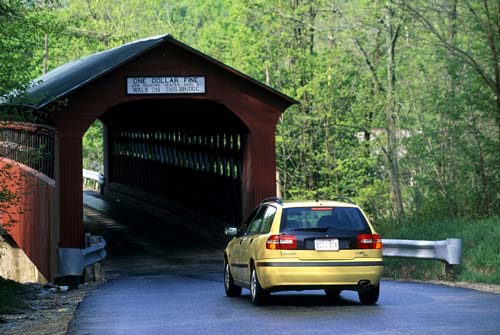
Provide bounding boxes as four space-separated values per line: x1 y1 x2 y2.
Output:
0 159 56 280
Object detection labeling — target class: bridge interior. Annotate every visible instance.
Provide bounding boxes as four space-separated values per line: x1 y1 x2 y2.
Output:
101 99 247 227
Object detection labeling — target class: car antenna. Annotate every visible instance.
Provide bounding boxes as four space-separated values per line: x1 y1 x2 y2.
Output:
332 196 355 204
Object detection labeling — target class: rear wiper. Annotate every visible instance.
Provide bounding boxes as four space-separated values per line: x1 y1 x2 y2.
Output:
292 227 328 232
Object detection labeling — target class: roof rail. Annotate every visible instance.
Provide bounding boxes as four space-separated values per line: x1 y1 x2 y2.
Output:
332 196 355 204
260 197 283 205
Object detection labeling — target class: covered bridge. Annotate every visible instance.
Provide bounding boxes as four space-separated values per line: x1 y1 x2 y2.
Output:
0 34 295 282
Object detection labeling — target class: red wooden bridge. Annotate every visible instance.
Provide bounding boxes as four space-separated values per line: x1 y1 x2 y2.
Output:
0 35 295 283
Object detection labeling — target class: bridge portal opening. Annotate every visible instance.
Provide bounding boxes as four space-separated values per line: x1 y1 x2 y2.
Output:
101 99 248 227
82 120 104 174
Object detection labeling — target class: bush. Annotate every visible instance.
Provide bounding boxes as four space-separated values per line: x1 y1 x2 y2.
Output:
0 276 27 314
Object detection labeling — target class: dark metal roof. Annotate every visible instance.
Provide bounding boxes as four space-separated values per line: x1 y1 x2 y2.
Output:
8 35 170 109
4 34 297 110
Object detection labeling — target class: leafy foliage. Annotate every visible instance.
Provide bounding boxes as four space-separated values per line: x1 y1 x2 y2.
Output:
83 121 103 172
1 0 499 229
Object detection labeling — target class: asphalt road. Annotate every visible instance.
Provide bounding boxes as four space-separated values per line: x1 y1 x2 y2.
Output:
68 192 500 335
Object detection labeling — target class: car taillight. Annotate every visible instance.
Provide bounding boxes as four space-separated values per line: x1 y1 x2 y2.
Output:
357 234 382 249
266 235 297 250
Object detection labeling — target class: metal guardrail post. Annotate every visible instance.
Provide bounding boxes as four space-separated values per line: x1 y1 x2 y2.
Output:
442 238 463 279
444 238 463 265
58 234 107 279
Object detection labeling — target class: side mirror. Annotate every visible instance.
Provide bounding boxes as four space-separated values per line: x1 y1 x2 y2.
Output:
224 227 238 236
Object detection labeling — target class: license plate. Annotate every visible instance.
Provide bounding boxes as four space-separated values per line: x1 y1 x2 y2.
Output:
314 239 339 251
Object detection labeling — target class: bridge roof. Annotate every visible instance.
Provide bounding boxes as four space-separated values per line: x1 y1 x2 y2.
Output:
4 34 297 110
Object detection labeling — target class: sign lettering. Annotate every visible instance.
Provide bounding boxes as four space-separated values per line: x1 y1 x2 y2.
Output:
127 76 205 95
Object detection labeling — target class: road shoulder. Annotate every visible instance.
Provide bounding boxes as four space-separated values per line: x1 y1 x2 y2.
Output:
383 277 500 294
0 279 104 335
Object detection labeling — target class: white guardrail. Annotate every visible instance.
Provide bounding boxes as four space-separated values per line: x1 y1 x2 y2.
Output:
83 169 105 184
382 238 463 265
58 234 107 277
83 169 105 194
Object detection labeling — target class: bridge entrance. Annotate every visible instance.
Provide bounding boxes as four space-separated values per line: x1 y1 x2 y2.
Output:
102 99 247 227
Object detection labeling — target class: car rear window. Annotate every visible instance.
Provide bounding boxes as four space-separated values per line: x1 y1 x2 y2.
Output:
280 207 369 232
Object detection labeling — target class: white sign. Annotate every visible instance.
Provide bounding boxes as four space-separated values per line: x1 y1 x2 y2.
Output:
127 76 205 95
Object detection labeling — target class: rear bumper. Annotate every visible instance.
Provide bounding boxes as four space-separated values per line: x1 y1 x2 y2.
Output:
255 258 383 291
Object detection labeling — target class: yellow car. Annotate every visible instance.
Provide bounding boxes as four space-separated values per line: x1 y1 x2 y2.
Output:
223 197 383 305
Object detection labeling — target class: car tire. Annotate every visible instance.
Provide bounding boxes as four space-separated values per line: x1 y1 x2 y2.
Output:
224 260 242 297
250 265 269 306
358 284 379 305
324 288 342 298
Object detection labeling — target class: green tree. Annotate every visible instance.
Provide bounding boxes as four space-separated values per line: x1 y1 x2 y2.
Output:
0 1 57 96
397 0 500 219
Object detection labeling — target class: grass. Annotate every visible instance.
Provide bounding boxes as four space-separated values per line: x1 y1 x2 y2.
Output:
379 216 500 284
0 276 28 314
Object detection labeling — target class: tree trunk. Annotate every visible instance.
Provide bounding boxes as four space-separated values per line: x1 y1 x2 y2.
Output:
482 0 500 141
384 4 404 224
443 0 459 216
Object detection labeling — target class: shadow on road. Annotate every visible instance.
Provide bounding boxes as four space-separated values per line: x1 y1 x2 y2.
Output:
229 292 364 307
83 191 224 277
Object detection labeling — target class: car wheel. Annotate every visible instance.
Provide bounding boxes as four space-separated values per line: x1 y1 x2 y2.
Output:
250 265 269 305
324 288 342 298
358 284 379 305
224 260 242 297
